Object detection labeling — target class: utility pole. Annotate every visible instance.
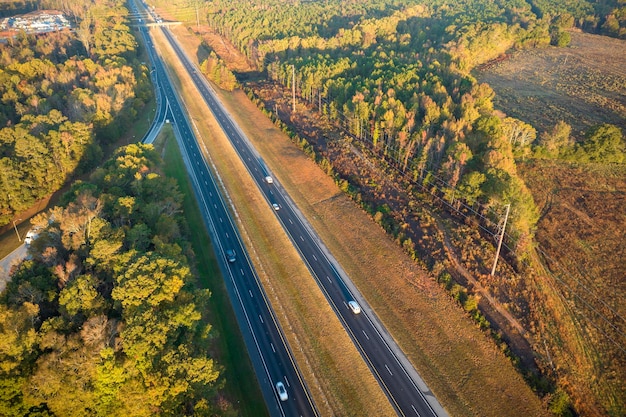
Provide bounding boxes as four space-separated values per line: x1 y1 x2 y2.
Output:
490 203 510 276
12 218 21 242
291 64 296 112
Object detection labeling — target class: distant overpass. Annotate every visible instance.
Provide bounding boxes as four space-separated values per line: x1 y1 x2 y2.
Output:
129 21 182 27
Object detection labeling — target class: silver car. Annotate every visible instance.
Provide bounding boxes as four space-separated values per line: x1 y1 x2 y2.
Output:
348 300 361 314
275 381 288 401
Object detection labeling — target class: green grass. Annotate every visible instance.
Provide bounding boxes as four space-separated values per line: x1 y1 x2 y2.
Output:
159 127 268 417
0 221 30 261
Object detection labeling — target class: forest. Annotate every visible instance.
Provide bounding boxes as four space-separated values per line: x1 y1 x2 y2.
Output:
0 0 150 227
0 143 228 416
200 0 625 415
206 0 624 253
0 1 236 414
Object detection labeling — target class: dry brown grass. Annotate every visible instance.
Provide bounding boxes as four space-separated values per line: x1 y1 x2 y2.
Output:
477 30 626 140
151 26 395 417
478 30 626 415
519 160 626 415
162 24 548 417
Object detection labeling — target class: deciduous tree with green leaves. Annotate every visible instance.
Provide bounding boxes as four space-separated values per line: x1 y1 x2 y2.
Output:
0 144 227 415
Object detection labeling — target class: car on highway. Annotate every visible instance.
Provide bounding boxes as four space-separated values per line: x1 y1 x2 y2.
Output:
275 381 288 401
265 176 273 184
348 300 361 314
225 249 236 263
272 203 280 211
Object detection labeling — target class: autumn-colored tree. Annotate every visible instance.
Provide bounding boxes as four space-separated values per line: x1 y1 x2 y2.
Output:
0 0 144 228
537 120 573 157
0 144 223 414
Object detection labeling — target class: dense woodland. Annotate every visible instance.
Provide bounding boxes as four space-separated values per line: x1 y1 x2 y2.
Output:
0 1 234 414
0 0 151 227
0 143 229 416
207 0 625 252
202 0 625 415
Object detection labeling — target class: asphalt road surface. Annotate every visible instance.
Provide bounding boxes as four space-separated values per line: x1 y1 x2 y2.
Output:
134 6 319 415
160 27 448 417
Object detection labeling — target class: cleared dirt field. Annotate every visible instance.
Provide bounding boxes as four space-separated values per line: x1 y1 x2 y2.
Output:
477 30 626 140
479 31 626 415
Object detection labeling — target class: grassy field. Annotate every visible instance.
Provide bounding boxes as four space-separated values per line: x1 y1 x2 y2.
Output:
153 21 548 416
519 160 626 415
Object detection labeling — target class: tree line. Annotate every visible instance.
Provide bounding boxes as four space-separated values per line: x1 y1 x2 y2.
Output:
207 0 624 251
530 0 626 38
203 2 623 415
207 0 546 248
0 143 232 416
0 0 151 227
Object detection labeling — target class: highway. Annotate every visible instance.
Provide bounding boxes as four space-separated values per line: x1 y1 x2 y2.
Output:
160 25 448 417
132 2 319 416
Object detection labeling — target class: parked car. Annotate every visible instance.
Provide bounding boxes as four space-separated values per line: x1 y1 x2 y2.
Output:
24 229 39 246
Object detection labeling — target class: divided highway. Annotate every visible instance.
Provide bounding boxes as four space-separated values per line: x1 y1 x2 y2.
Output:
133 3 319 415
160 26 448 417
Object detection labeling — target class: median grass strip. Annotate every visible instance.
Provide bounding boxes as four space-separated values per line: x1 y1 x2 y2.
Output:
164 25 547 417
151 26 396 416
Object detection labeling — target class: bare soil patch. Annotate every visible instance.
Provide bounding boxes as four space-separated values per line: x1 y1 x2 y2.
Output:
477 30 626 139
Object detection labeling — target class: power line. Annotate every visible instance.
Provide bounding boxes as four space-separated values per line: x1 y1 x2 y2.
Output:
214 25 626 356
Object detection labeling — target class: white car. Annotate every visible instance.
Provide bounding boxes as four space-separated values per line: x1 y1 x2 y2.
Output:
272 203 280 211
24 229 39 246
265 176 273 184
275 381 288 401
348 300 361 314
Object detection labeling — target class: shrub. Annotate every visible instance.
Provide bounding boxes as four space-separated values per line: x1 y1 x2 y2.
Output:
438 271 453 290
569 124 625 163
548 389 575 417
